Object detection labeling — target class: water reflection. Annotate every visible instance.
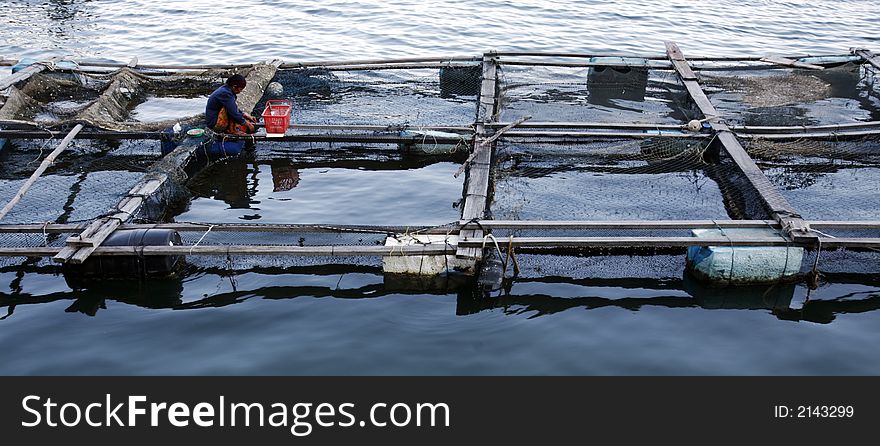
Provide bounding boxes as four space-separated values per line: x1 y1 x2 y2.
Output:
5 0 96 56
187 159 301 210
1 265 877 325
180 154 463 225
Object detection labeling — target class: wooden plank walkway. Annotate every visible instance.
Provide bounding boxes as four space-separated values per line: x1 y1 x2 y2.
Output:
456 53 499 262
665 42 816 243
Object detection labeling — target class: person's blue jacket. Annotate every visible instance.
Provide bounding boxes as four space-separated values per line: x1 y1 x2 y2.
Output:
205 84 246 128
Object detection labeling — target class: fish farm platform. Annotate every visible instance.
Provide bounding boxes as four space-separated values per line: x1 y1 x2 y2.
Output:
1 44 879 287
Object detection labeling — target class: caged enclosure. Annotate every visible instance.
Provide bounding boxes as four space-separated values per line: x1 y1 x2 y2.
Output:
0 46 879 322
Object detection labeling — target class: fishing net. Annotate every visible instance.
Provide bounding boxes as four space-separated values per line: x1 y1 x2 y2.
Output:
742 135 880 220
496 64 698 124
0 63 278 131
0 138 158 225
259 66 481 127
490 137 772 223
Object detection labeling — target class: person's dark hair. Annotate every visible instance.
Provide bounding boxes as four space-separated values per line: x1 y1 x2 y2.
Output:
226 74 247 88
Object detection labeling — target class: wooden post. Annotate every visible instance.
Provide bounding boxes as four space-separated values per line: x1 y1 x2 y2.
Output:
665 42 814 242
0 124 83 221
456 53 499 263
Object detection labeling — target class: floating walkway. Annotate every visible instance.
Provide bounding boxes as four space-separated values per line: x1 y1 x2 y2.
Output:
1 44 879 286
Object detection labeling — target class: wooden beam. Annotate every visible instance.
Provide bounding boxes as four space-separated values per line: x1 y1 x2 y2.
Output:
664 42 813 241
279 56 480 68
458 236 880 249
665 42 697 80
7 126 878 142
500 130 702 139
736 129 880 140
760 56 824 70
3 219 877 235
0 124 83 221
11 234 880 257
457 53 499 261
4 244 456 257
730 121 880 133
6 235 880 258
0 58 58 91
0 222 458 234
495 60 673 69
487 121 686 130
469 219 780 229
853 48 880 70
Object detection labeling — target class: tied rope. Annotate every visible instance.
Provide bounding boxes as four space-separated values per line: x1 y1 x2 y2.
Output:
190 224 215 255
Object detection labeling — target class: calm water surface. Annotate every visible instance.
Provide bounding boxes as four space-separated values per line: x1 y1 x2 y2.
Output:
1 0 880 375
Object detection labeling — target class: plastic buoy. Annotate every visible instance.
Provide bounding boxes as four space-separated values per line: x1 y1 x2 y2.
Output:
686 228 804 284
266 81 284 97
686 119 703 132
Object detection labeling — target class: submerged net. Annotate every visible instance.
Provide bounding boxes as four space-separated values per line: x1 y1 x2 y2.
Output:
742 135 880 220
701 63 880 126
491 137 772 222
0 138 160 224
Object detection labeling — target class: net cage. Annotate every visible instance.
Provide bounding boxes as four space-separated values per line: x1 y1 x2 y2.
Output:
477 56 880 286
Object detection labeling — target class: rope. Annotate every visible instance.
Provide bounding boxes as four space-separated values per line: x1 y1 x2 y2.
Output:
190 224 215 255
808 237 823 290
480 233 505 260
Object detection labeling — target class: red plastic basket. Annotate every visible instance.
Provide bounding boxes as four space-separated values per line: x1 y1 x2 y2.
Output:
261 100 292 136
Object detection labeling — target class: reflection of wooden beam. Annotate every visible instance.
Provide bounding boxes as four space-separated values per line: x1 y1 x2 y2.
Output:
665 42 814 241
0 124 83 221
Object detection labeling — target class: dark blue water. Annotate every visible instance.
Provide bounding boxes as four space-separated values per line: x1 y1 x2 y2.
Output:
2 0 880 375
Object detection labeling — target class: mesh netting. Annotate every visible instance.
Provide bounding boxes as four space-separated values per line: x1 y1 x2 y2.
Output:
743 136 880 220
0 68 236 131
258 67 481 127
0 138 154 224
496 64 697 124
701 62 880 126
491 138 772 222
